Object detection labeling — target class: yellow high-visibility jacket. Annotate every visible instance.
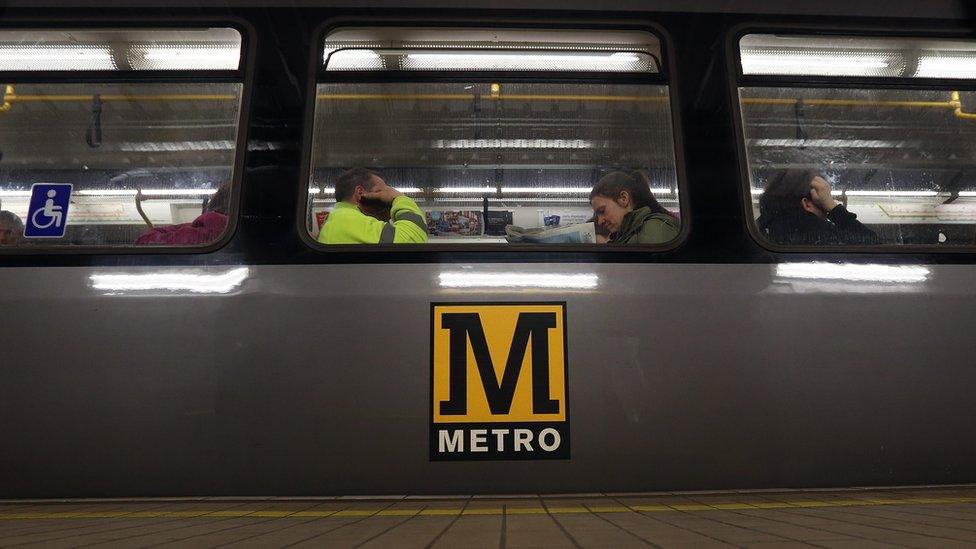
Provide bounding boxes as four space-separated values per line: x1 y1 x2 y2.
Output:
317 196 429 244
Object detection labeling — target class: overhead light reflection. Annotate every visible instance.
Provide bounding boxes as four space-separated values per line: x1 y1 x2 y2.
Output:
135 45 240 70
434 139 594 149
90 267 249 294
404 51 644 72
0 45 116 71
439 272 598 289
307 186 420 194
740 49 894 77
775 262 929 283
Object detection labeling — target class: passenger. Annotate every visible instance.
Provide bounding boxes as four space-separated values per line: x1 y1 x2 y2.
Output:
757 169 880 245
134 184 229 246
0 210 24 245
317 167 428 244
589 170 679 244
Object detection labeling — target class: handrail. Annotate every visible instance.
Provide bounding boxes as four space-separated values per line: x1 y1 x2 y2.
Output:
134 190 153 229
316 93 667 102
0 84 12 112
0 84 969 122
0 90 236 114
742 94 976 123
949 91 976 121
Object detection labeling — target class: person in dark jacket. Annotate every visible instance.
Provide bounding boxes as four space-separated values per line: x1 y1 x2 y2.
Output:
589 170 679 244
757 169 880 245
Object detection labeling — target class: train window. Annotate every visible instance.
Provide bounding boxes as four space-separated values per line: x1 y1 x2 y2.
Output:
305 27 683 247
0 28 244 251
736 33 976 248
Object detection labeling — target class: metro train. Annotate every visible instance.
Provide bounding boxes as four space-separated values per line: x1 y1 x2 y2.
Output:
1 0 975 498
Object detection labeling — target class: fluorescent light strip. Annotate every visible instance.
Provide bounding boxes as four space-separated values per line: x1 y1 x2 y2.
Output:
435 187 496 193
439 272 599 289
325 49 382 67
776 262 930 283
915 56 976 79
404 52 643 72
434 139 594 149
308 186 421 194
2 189 216 197
750 189 938 197
501 187 588 193
142 189 218 196
134 46 240 70
740 49 894 76
846 190 938 197
0 44 241 72
119 140 235 152
0 45 116 71
434 197 596 203
75 189 217 197
308 186 674 196
499 187 674 194
750 138 910 149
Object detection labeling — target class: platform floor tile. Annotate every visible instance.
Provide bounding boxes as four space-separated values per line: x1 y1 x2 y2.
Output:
2 486 976 547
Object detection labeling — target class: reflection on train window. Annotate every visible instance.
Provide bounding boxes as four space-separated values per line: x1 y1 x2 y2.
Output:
0 28 244 250
738 34 976 247
306 27 682 246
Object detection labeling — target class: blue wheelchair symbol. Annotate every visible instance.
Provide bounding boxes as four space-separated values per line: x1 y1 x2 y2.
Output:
24 183 72 238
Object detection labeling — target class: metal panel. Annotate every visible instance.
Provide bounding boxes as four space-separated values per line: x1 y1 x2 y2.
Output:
0 262 972 496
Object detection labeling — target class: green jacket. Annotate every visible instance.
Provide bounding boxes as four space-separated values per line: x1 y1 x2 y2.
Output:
317 195 429 244
613 206 679 244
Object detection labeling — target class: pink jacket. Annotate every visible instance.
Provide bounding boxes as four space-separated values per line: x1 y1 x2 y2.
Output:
134 212 229 246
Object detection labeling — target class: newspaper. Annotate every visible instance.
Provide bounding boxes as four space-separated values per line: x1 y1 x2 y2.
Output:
505 222 596 244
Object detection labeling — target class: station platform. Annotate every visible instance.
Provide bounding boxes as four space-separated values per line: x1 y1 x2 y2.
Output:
1 485 975 547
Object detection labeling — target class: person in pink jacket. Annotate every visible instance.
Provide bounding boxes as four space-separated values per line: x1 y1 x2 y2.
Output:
135 184 229 246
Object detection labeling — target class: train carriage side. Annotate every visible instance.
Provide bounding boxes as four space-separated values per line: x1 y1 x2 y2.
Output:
0 1 974 497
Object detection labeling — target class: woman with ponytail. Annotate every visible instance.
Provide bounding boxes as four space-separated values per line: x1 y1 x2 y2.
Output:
589 170 679 244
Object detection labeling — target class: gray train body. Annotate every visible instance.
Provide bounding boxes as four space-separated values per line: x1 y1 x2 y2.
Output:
0 0 974 498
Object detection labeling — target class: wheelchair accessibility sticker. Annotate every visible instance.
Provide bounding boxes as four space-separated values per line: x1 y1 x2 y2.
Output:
24 183 72 238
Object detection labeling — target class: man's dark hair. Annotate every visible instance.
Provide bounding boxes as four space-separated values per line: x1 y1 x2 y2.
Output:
758 169 820 223
335 167 379 202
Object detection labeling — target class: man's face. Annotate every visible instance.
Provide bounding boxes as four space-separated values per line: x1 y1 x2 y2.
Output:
0 223 20 245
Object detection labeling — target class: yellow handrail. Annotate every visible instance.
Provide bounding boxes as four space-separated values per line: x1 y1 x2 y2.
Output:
0 84 13 112
0 83 970 123
315 92 667 102
949 91 976 120
0 89 236 114
4 93 236 102
741 93 976 122
740 97 955 109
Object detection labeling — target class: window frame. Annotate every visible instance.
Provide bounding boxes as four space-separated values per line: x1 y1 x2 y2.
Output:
297 17 691 255
0 16 256 256
727 22 976 254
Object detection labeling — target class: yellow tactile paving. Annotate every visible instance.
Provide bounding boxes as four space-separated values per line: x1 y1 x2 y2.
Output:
1 493 975 521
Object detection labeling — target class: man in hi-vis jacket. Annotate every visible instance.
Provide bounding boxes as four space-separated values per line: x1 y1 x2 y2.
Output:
317 167 428 244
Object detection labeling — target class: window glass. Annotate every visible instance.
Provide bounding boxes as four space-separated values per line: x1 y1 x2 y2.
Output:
307 28 682 246
738 34 976 247
0 28 243 250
